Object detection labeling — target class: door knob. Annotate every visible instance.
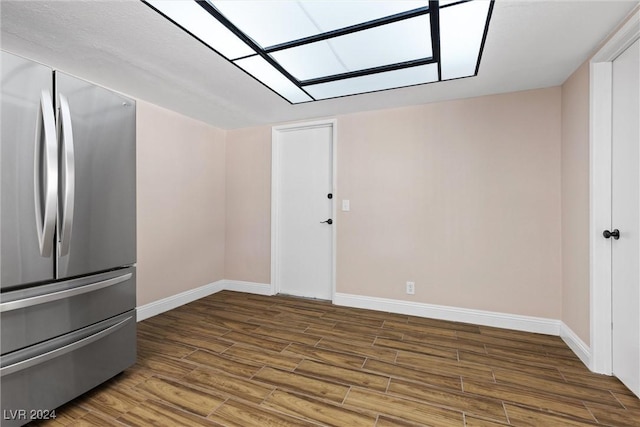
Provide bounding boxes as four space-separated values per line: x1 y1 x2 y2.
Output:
320 219 333 225
603 229 620 240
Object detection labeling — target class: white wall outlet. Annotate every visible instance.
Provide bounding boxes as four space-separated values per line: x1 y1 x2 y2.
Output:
342 199 350 211
406 281 415 295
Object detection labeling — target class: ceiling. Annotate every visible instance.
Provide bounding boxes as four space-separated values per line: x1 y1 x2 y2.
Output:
1 1 637 130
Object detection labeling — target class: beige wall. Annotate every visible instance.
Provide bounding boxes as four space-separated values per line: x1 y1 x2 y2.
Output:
560 62 591 345
225 126 272 283
135 85 566 321
225 88 563 319
137 101 226 306
337 88 562 317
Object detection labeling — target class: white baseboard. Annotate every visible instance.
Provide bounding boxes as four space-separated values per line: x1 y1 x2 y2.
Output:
137 280 225 321
221 279 274 295
136 280 272 321
560 322 591 367
333 292 561 336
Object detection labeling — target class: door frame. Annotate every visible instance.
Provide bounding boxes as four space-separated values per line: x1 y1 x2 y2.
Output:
271 119 337 299
589 8 639 374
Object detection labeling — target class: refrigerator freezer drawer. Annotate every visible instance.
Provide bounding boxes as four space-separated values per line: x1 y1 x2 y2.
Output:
0 267 135 355
0 311 136 427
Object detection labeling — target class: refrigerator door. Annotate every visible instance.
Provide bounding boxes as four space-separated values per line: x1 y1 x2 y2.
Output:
55 72 136 279
1 52 56 290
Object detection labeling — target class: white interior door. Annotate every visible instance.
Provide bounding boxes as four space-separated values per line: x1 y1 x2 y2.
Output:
611 38 640 398
273 122 334 300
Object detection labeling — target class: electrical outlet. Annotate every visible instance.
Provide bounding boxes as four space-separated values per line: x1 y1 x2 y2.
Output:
406 281 415 295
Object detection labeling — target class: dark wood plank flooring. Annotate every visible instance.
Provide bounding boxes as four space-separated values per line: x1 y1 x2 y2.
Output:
31 291 639 426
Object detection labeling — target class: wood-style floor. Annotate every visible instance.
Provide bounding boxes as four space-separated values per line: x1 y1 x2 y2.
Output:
32 291 639 426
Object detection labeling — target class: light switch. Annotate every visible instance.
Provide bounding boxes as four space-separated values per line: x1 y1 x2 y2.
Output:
342 199 350 211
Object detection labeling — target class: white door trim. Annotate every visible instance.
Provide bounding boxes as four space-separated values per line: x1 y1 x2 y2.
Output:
271 119 338 299
589 8 640 374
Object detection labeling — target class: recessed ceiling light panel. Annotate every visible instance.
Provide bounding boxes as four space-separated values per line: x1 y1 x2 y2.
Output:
305 63 440 100
144 0 493 104
440 0 492 80
271 15 432 81
235 56 313 103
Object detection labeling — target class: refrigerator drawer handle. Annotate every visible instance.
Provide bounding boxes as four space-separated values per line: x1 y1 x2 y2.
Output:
0 273 132 313
0 316 132 377
57 94 75 257
34 89 58 258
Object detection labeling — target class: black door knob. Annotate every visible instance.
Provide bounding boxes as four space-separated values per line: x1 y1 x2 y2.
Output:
320 219 333 225
603 229 620 240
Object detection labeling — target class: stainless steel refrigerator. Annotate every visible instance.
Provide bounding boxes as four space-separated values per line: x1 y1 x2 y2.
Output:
0 51 136 426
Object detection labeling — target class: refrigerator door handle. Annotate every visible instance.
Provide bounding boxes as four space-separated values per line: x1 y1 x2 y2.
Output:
34 89 58 258
0 272 132 313
0 316 132 377
57 94 75 257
